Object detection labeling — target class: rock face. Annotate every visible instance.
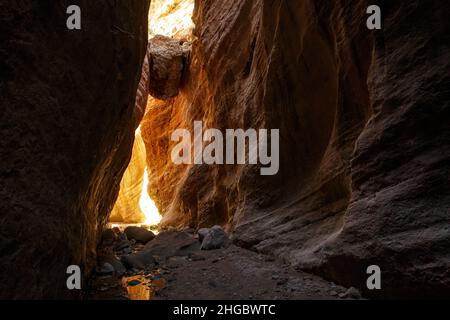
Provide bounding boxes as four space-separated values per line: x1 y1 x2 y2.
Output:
141 0 450 298
200 226 229 250
0 0 150 299
143 0 372 230
124 226 155 244
312 1 450 298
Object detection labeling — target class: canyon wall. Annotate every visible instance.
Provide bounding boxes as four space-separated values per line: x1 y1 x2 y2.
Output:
0 0 150 298
142 0 449 297
313 0 450 298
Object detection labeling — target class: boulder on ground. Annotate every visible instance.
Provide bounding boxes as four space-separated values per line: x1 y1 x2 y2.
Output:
198 228 210 242
97 252 127 275
143 230 200 259
96 262 114 275
200 225 229 250
124 226 155 244
101 229 117 245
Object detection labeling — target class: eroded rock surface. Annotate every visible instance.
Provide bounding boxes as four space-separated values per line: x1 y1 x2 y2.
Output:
141 0 450 298
311 1 450 298
0 0 150 298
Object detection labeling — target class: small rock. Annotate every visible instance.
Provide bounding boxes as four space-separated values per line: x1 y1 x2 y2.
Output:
114 240 132 251
121 247 133 255
330 290 338 296
97 262 114 275
340 287 362 299
121 251 156 270
198 228 210 242
112 227 121 234
101 229 116 245
200 225 229 250
119 232 128 241
124 226 155 244
98 253 127 276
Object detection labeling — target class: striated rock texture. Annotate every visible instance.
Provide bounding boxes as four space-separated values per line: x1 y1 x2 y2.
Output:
142 0 450 297
311 1 450 298
143 0 371 252
0 0 150 299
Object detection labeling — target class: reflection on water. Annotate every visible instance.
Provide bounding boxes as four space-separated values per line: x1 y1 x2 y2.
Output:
122 274 165 300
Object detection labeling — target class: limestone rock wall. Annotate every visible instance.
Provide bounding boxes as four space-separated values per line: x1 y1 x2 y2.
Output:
142 0 449 297
312 0 450 298
143 0 371 242
0 0 150 298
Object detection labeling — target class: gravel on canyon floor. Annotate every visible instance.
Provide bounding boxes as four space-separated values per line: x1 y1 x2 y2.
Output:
88 227 360 300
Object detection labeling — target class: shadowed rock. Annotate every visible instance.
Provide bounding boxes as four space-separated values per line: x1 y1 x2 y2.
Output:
200 226 229 250
148 35 191 100
124 226 156 244
143 230 200 258
0 0 150 299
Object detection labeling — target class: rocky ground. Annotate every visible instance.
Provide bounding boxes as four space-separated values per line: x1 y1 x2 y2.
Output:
88 226 362 300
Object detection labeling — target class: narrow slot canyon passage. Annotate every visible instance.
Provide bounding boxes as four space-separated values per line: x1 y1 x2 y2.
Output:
107 0 196 230
90 0 355 301
89 0 365 301
70 0 450 301
1 0 449 301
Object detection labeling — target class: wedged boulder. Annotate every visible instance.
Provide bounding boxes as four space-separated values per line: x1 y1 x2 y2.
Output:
200 226 229 250
124 226 155 244
148 35 191 100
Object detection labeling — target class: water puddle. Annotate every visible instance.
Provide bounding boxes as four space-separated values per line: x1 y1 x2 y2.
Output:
122 273 166 300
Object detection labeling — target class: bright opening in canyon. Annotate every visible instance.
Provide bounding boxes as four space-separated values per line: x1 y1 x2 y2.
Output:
109 0 195 229
3 0 448 302
109 127 161 227
148 0 195 40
